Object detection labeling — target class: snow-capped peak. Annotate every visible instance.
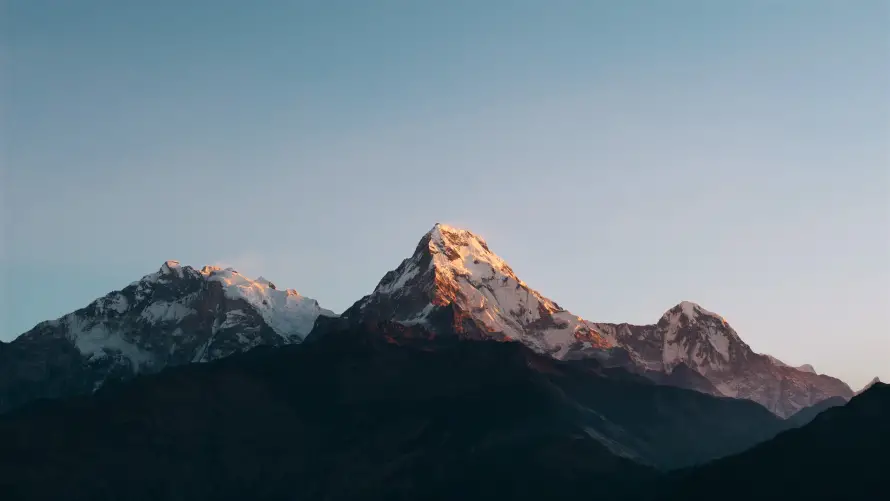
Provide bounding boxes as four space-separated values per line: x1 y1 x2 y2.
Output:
131 260 200 287
663 301 723 324
426 223 523 285
126 261 335 339
351 223 610 357
60 262 336 361
347 224 854 418
161 260 181 273
658 301 744 376
255 276 277 289
196 265 335 339
5 260 339 412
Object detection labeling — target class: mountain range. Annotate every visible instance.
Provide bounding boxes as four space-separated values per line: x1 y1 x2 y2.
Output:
0 223 885 500
664 381 889 500
0 318 886 501
0 223 856 417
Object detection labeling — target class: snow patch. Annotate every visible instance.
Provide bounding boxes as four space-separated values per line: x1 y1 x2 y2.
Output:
65 315 153 371
376 257 421 294
669 301 721 323
401 303 437 325
706 327 730 361
427 223 515 283
202 267 336 339
140 301 195 323
161 260 182 274
219 309 248 330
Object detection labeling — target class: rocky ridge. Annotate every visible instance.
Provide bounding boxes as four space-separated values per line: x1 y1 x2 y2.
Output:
0 261 335 413
346 224 854 417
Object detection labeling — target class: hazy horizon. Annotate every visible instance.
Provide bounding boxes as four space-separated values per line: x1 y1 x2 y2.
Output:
3 1 889 389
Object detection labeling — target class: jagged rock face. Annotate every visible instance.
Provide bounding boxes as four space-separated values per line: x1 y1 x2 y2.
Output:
592 303 752 388
621 323 850 416
594 302 854 417
711 356 853 418
0 261 335 413
348 225 854 418
346 224 613 358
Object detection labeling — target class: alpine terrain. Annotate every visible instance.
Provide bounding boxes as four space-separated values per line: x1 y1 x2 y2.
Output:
346 223 853 417
0 261 335 413
0 223 855 418
0 223 880 501
0 320 789 501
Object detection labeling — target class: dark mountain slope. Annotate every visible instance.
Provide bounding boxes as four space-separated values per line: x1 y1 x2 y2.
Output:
662 382 890 501
785 395 848 427
0 320 784 501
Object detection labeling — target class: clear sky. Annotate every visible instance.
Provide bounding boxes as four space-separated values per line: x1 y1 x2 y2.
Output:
3 1 888 389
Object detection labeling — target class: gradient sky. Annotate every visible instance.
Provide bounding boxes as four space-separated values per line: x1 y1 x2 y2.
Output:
3 1 888 389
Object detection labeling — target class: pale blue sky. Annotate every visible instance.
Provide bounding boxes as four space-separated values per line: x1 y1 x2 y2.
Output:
3 1 888 388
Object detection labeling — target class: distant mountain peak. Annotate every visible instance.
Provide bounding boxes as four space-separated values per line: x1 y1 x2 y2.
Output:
856 376 882 395
1 261 337 413
160 260 182 274
607 302 852 416
656 301 742 373
94 261 335 340
662 301 725 325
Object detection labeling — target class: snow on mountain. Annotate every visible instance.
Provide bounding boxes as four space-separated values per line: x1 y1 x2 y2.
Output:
596 302 853 417
199 265 336 338
0 261 336 413
346 223 853 417
654 301 744 374
1 224 859 419
346 223 612 358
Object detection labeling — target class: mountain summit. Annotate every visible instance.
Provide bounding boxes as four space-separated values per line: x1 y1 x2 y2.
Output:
345 223 611 356
347 224 853 417
0 261 336 413
594 301 853 416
